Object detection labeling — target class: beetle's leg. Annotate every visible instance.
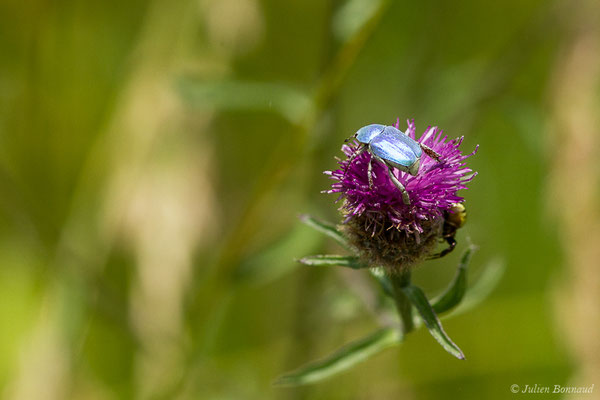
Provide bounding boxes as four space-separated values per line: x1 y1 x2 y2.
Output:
371 154 411 204
420 143 441 162
442 236 457 257
346 143 366 164
385 164 410 205
367 155 374 188
371 153 410 204
429 236 457 259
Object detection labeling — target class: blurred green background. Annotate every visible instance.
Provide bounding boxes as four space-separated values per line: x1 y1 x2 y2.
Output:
1 0 599 399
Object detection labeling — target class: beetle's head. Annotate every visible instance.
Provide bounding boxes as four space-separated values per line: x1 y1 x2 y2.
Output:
355 124 385 144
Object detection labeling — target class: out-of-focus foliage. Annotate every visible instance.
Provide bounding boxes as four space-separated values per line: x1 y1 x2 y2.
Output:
1 0 597 398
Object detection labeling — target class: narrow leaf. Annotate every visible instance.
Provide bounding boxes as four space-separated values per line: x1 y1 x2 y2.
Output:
299 214 350 249
298 255 367 269
274 328 400 386
402 285 465 360
449 258 505 317
369 267 394 297
431 245 476 314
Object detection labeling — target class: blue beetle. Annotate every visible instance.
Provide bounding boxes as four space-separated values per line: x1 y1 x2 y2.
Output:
347 124 441 205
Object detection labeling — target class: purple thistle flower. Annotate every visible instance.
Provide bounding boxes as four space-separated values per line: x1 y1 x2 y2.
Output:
324 119 478 270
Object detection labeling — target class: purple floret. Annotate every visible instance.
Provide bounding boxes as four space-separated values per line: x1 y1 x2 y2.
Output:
325 119 478 236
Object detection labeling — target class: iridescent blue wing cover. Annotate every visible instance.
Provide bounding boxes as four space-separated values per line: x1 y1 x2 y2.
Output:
370 126 422 168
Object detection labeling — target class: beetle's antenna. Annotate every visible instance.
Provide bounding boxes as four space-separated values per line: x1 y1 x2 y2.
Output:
420 143 442 162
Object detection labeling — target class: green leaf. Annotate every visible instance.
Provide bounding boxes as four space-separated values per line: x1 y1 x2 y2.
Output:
274 327 400 386
449 258 505 316
298 214 350 249
431 245 476 314
369 267 394 297
298 255 367 269
402 285 465 360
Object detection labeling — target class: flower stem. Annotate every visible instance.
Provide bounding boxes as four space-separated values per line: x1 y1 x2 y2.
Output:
389 270 414 334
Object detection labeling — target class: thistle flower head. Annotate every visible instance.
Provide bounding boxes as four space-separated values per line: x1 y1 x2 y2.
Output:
325 119 478 271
